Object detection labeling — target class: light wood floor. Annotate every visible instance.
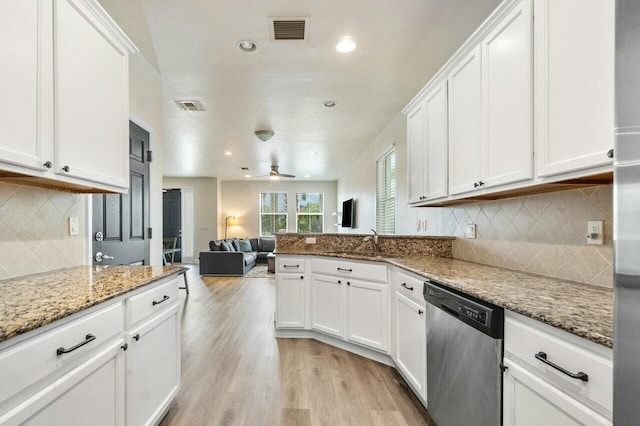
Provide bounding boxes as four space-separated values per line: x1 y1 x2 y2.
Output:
160 265 434 426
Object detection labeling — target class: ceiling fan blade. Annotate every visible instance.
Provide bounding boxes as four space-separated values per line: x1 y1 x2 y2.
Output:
278 173 296 178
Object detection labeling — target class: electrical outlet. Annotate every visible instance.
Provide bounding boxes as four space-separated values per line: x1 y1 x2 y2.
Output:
465 224 476 239
306 237 316 244
586 220 604 245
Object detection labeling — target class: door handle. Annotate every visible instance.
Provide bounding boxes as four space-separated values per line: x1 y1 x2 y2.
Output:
152 295 170 306
56 334 95 356
534 352 589 382
401 283 414 291
95 252 114 262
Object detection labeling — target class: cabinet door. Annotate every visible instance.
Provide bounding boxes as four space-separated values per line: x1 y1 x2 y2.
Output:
53 0 129 188
407 101 427 204
346 279 388 352
127 304 180 426
482 0 533 188
534 0 614 177
503 359 610 426
2 342 125 426
448 46 483 196
276 273 306 328
424 80 448 200
0 0 49 172
311 275 345 338
395 292 427 402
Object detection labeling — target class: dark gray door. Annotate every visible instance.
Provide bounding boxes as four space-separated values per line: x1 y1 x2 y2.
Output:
92 121 151 266
163 189 182 262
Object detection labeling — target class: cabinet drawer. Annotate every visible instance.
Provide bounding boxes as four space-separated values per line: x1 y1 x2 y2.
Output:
277 257 305 273
311 258 387 283
126 278 179 328
0 302 123 404
395 269 426 306
505 313 612 414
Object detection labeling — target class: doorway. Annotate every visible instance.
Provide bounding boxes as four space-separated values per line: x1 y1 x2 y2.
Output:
163 189 182 263
92 121 151 265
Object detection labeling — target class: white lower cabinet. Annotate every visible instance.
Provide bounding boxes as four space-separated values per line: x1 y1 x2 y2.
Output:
276 273 306 328
346 278 388 352
503 359 609 426
0 276 181 426
1 340 125 426
127 304 180 426
311 274 345 338
394 291 427 403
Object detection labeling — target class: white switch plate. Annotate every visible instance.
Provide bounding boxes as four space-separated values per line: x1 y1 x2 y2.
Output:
586 220 604 245
465 224 476 239
306 237 317 244
68 217 79 236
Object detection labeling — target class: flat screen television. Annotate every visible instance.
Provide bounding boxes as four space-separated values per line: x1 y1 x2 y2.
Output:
341 198 355 228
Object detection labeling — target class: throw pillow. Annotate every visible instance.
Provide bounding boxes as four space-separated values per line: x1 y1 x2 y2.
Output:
220 241 232 251
209 240 223 251
230 239 241 251
249 238 259 251
238 239 253 252
259 237 275 252
225 240 236 252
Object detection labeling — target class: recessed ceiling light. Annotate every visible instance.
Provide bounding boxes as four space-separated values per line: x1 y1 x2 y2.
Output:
304 174 310 178
322 100 337 108
244 174 251 178
238 40 258 54
336 36 356 53
224 151 232 156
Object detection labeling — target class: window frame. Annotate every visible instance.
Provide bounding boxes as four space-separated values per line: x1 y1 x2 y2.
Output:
295 192 324 233
259 191 288 236
376 146 396 234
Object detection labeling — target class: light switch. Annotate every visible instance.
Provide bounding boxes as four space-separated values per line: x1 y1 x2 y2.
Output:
68 217 79 236
306 237 317 244
465 224 476 239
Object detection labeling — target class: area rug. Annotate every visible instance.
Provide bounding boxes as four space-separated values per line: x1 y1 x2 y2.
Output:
245 264 275 279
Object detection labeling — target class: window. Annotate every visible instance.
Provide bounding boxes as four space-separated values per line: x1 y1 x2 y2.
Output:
296 193 324 233
376 148 396 234
260 192 287 236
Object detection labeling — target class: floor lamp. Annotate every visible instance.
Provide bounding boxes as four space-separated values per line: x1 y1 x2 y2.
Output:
224 215 236 239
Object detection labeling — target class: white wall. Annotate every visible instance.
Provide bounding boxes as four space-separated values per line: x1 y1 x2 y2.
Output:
98 1 165 266
221 180 338 238
337 113 444 235
163 177 218 257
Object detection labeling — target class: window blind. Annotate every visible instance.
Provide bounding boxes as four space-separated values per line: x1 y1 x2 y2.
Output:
376 148 396 234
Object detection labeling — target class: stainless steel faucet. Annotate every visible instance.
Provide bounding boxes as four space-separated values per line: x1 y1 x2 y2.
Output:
363 228 380 254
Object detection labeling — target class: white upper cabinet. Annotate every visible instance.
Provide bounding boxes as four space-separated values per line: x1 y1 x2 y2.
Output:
534 0 614 177
448 46 483 196
0 0 137 192
53 0 130 188
0 0 50 172
482 0 533 188
407 101 427 204
424 80 449 200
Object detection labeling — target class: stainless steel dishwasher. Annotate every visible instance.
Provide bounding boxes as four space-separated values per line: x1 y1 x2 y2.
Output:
423 279 504 426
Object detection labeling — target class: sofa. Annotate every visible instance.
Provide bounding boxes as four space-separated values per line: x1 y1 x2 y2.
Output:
199 237 275 276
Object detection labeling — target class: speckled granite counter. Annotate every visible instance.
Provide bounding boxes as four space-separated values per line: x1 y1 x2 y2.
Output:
0 265 186 344
275 251 613 348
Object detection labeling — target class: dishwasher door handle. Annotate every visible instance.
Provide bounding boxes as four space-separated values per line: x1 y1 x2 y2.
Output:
534 352 589 382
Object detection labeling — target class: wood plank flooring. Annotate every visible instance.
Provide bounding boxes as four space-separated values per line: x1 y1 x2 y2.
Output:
160 265 434 426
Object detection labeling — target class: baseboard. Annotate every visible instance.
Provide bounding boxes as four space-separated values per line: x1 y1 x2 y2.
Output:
275 328 394 367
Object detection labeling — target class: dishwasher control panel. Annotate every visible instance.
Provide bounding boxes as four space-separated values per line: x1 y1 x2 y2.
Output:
458 304 488 326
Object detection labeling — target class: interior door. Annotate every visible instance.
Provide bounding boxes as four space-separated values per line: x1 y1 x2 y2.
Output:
162 189 182 263
92 121 150 265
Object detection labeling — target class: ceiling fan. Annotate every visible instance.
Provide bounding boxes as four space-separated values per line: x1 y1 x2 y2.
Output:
259 165 295 179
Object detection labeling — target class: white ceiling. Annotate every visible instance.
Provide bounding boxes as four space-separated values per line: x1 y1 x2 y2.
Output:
100 0 500 181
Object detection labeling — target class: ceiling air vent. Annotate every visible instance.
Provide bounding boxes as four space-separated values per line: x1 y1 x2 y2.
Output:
175 100 206 112
270 18 308 41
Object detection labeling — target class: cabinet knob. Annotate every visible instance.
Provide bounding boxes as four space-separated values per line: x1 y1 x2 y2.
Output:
473 182 479 188
418 309 424 315
133 333 140 341
347 281 351 286
62 165 70 173
338 280 341 284
120 343 128 351
607 149 614 159
300 276 304 280
43 161 52 169
478 181 485 186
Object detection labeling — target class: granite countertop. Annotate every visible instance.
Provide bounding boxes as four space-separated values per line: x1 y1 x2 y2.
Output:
0 265 187 344
276 251 614 348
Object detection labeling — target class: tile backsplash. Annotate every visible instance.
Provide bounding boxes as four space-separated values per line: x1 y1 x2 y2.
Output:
0 182 85 279
444 186 613 287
